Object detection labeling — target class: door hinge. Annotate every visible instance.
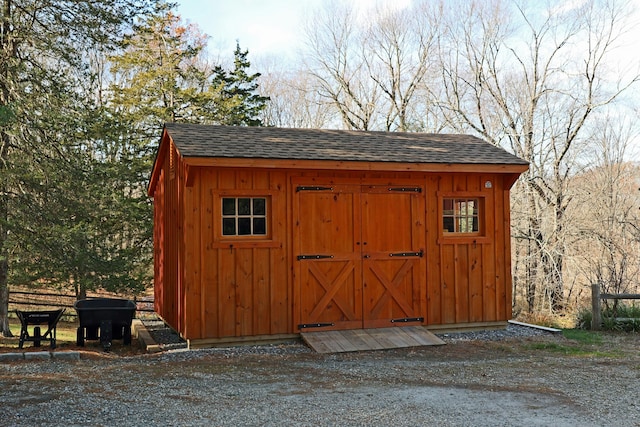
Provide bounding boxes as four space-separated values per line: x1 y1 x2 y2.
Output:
296 186 333 192
299 322 335 329
390 317 424 323
388 187 422 193
297 254 334 260
389 250 423 258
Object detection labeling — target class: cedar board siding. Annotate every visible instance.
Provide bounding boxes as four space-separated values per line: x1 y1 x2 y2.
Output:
152 143 180 330
153 146 516 340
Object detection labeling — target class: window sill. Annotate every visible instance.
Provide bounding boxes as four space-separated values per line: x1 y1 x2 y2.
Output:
213 240 282 249
437 235 491 245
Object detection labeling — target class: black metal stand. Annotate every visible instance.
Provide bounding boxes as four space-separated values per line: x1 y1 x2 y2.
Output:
16 309 65 349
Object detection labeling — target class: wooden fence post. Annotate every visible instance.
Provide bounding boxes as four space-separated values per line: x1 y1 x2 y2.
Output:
591 283 601 331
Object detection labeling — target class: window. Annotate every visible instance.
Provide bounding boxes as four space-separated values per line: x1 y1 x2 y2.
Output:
443 198 479 233
222 197 267 236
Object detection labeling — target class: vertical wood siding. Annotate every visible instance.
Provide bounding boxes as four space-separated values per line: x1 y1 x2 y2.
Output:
153 143 180 330
153 163 516 340
177 168 290 339
425 173 511 325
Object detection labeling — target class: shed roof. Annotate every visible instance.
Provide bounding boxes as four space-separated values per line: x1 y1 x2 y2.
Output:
163 123 528 166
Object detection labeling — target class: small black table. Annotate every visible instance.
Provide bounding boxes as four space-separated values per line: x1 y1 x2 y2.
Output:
15 309 65 349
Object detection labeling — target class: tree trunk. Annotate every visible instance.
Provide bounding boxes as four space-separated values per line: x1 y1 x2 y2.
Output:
0 132 12 336
0 255 11 336
75 280 87 301
0 0 14 337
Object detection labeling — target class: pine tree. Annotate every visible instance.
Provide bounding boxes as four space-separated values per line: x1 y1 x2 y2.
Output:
0 0 157 336
210 43 270 126
109 12 269 129
108 4 212 136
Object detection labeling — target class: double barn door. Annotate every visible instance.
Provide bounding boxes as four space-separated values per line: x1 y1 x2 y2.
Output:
295 182 426 331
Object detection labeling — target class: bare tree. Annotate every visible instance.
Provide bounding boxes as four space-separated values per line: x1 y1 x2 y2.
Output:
302 1 379 130
276 0 640 315
436 0 639 312
570 118 640 310
257 59 333 129
362 2 440 131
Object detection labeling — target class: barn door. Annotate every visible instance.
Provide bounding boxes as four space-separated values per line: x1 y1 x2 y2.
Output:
361 186 425 328
295 184 363 330
295 182 425 331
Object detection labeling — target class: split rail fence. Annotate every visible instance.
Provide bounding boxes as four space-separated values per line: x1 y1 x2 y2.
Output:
8 289 154 319
590 284 640 330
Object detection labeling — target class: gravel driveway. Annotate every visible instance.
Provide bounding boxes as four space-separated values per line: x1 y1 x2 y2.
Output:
1 326 638 426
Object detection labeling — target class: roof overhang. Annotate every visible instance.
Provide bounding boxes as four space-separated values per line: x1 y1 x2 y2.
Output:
149 126 530 197
182 156 530 175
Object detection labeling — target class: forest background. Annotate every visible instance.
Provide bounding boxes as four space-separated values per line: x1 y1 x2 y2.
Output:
1 0 639 336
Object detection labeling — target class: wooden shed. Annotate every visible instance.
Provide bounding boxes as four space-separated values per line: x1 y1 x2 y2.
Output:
148 123 528 347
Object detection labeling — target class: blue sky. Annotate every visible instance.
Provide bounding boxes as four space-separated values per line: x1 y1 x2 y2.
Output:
175 0 322 58
174 0 415 59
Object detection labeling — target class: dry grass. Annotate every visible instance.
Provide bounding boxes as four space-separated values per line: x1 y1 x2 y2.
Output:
515 311 576 329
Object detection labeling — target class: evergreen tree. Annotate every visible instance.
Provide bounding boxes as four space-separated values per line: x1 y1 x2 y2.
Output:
209 43 270 126
108 4 212 136
109 12 269 129
9 100 153 300
0 0 157 336
0 1 270 337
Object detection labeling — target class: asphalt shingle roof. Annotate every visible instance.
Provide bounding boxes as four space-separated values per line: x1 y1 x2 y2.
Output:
163 123 528 166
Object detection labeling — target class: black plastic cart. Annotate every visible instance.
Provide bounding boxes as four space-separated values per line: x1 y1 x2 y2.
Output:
74 298 136 350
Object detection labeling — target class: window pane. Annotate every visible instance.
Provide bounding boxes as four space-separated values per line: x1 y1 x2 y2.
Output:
238 198 251 215
238 218 252 235
443 217 455 232
253 218 266 235
222 198 236 216
443 199 454 216
253 198 266 215
443 197 480 234
222 218 236 235
221 196 269 238
462 200 476 215
470 200 478 215
456 217 465 232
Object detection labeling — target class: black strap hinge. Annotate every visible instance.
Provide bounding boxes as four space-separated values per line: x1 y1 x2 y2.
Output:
390 317 424 323
299 322 335 329
389 250 423 258
297 254 334 260
296 186 333 192
388 187 422 193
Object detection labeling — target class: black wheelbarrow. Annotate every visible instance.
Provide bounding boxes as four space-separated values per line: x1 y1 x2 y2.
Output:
15 309 65 349
74 298 136 351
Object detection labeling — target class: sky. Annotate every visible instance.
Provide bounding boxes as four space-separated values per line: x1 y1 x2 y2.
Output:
175 0 411 59
175 0 321 58
175 1 640 57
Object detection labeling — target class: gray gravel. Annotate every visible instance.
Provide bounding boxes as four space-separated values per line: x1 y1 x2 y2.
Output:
1 324 638 427
142 319 552 349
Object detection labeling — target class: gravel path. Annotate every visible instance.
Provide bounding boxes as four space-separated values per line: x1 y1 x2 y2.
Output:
1 325 638 426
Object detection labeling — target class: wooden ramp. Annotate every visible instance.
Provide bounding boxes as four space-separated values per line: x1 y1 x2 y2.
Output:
301 326 445 354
